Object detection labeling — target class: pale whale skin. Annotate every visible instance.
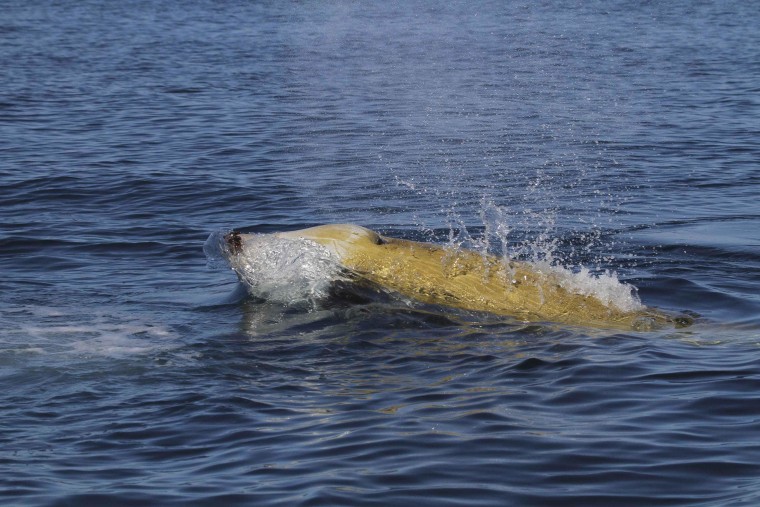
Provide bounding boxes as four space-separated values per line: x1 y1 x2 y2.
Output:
226 224 691 330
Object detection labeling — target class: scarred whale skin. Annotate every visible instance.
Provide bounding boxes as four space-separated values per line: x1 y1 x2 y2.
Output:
228 224 691 330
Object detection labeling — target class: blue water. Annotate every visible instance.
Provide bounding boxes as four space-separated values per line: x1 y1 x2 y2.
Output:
2 1 760 505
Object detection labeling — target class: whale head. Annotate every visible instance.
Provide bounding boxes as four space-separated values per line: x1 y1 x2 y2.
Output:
222 226 375 305
226 224 382 259
273 224 384 259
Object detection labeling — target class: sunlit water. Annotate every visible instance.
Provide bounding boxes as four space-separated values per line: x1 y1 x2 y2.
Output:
2 1 759 506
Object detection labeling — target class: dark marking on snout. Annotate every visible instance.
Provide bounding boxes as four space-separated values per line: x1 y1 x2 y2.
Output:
225 231 242 254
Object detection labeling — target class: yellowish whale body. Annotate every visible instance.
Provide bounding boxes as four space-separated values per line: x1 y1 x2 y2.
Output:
227 224 690 331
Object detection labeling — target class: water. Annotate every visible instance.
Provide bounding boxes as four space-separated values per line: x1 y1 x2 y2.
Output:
1 0 759 505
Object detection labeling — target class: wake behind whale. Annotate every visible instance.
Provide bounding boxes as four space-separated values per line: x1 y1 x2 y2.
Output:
209 224 693 331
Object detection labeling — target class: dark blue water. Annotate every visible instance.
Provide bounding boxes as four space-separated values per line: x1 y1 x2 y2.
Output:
2 1 759 505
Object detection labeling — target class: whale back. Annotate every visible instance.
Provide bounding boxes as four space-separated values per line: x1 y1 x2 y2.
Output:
229 224 688 330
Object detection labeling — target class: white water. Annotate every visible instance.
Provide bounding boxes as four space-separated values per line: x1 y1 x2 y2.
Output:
452 201 645 313
221 233 345 306
534 262 644 313
0 305 178 360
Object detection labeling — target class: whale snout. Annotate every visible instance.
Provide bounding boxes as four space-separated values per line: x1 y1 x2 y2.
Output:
225 231 242 254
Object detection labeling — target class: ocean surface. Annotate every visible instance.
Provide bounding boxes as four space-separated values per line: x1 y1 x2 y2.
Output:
2 1 759 505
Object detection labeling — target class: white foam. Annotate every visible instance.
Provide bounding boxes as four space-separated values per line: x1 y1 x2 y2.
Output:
225 234 344 307
1 306 178 359
531 261 644 313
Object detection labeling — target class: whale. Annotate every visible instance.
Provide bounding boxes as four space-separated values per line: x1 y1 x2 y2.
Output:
224 224 692 330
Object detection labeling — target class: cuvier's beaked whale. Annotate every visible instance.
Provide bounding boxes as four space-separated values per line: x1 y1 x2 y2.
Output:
225 224 692 330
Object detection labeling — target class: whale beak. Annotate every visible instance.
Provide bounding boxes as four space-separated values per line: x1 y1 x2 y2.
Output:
225 231 242 254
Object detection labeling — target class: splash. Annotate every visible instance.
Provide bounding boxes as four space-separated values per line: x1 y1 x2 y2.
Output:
533 261 643 313
465 199 644 313
217 232 345 307
420 198 642 314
